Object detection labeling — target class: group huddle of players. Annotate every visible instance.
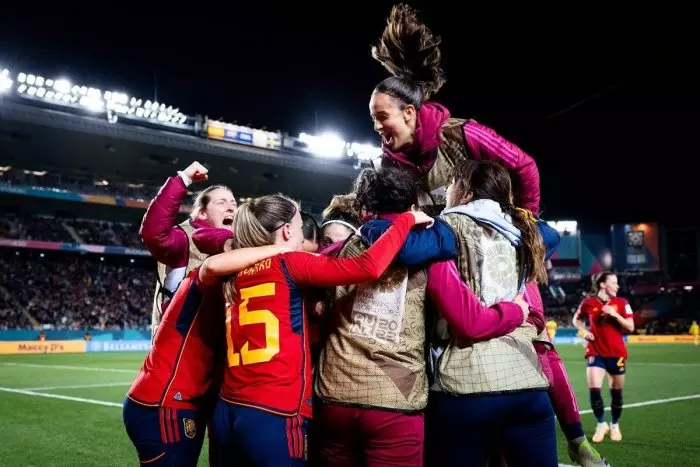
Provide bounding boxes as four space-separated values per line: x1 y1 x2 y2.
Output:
120 4 636 467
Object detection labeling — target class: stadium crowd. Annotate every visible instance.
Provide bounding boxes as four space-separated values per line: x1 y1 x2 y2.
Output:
0 211 143 247
0 250 153 330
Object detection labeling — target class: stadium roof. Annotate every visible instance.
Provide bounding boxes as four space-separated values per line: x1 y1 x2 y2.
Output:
0 99 358 209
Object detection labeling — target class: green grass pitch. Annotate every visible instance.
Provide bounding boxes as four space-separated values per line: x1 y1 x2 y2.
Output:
0 344 698 466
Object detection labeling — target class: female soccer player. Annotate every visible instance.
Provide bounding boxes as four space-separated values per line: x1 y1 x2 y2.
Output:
424 160 557 467
140 161 236 336
319 194 361 251
301 211 321 253
574 272 635 443
369 4 539 212
315 167 528 467
369 7 608 465
124 244 288 466
198 194 433 466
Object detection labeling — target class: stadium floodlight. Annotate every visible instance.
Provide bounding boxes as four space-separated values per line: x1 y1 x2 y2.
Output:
0 69 12 93
299 131 346 159
547 220 578 234
53 79 71 94
348 142 382 161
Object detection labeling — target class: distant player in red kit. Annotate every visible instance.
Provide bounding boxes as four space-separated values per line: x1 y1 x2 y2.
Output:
197 194 432 466
123 244 286 466
573 272 635 443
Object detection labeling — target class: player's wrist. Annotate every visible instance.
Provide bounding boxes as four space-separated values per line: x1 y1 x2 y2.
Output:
177 170 193 187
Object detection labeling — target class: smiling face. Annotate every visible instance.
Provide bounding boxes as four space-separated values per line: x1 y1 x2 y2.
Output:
369 92 417 151
196 187 237 230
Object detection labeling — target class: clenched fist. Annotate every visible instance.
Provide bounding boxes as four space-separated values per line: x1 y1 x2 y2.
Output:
182 161 209 183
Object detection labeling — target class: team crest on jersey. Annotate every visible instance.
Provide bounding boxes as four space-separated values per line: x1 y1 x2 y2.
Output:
173 392 182 401
183 418 196 439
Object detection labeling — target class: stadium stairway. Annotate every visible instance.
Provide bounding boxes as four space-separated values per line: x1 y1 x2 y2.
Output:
62 222 84 244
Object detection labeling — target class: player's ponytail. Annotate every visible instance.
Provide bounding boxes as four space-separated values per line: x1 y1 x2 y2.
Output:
371 4 446 108
509 207 548 284
224 194 298 304
233 194 298 250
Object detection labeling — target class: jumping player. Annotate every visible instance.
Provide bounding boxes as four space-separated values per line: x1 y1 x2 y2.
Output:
198 194 433 466
574 272 635 443
369 5 607 465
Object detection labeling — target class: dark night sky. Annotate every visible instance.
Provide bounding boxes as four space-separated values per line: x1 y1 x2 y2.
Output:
0 5 697 226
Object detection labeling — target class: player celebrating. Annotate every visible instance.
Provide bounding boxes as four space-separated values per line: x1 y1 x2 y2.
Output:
124 244 285 466
574 272 635 443
140 161 236 337
198 194 433 466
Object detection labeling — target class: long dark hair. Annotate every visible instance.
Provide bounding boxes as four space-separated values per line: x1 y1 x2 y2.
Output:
353 167 418 215
451 160 548 284
371 4 445 109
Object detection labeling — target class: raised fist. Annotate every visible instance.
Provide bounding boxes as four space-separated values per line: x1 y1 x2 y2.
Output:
182 161 209 183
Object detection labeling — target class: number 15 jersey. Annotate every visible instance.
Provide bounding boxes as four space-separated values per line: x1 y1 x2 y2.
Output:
218 213 416 419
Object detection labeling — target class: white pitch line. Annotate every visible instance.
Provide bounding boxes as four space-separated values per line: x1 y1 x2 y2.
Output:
578 393 700 415
0 386 122 408
1 362 136 373
22 382 133 391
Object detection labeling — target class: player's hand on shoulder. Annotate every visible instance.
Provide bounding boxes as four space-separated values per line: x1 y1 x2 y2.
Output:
408 207 435 228
513 294 530 324
584 330 595 341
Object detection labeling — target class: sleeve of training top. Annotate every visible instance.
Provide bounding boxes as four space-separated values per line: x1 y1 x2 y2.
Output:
192 227 234 255
426 260 523 340
464 120 541 215
139 176 190 267
523 282 546 334
284 213 415 287
361 218 457 266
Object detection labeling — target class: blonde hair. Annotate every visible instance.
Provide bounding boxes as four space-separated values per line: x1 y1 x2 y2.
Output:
190 185 231 219
322 193 360 220
233 194 298 249
224 193 298 304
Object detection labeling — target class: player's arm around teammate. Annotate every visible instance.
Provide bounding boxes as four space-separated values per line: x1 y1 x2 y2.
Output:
123 243 286 467
197 194 431 467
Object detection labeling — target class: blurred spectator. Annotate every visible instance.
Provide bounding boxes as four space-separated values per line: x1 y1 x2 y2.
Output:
0 250 154 330
0 212 143 248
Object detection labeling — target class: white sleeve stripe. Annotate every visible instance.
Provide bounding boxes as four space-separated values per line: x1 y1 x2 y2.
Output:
625 304 634 315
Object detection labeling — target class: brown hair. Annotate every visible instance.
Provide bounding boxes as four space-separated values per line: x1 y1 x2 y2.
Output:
451 160 548 284
322 193 360 221
191 185 231 219
371 4 446 104
592 271 616 293
223 193 298 303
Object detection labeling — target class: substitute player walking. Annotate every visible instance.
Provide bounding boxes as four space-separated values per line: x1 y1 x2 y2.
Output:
573 272 635 443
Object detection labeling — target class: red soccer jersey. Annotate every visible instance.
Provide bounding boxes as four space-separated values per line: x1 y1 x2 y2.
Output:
128 269 225 410
577 296 633 358
219 212 415 419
